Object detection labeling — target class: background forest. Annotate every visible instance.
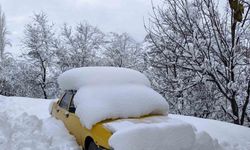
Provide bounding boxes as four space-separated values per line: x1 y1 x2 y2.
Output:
0 0 250 127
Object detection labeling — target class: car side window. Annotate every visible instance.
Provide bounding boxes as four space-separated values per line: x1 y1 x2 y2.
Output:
68 96 76 113
59 91 73 109
70 97 75 108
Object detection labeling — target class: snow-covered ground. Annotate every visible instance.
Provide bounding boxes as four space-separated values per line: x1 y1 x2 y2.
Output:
170 115 250 150
0 95 80 150
0 95 250 150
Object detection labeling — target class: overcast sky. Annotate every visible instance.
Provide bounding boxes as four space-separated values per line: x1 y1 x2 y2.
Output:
1 0 162 54
1 0 227 55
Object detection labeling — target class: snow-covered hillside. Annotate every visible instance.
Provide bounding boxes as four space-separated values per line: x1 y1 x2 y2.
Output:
0 95 250 150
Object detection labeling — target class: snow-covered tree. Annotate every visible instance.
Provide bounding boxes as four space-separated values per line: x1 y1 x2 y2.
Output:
0 54 17 96
103 32 146 71
56 22 105 72
0 5 10 60
146 0 250 125
0 5 13 96
22 12 57 99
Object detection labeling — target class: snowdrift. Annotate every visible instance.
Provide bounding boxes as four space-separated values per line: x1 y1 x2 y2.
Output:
0 96 80 150
0 113 79 150
170 115 250 150
74 85 169 129
58 67 151 90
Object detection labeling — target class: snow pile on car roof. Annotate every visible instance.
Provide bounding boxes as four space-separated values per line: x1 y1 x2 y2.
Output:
58 67 151 90
74 84 169 129
105 116 225 150
58 67 169 129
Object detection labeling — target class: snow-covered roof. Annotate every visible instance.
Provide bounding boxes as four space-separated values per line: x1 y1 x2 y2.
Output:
58 67 151 90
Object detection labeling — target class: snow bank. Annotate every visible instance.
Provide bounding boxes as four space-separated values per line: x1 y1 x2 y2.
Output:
170 114 250 150
193 132 224 150
58 67 151 90
0 96 80 150
74 84 169 129
2 96 53 119
0 112 79 150
106 116 224 150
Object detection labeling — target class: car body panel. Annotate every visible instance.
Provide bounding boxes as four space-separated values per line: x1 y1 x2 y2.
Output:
51 101 112 149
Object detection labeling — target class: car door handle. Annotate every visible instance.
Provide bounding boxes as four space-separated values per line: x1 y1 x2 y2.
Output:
64 112 69 118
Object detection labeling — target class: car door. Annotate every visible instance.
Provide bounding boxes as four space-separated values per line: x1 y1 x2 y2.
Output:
56 91 73 124
56 91 85 145
65 97 86 145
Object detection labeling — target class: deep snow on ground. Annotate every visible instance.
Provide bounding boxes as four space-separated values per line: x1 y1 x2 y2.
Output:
170 114 250 150
0 96 52 119
0 96 80 150
0 95 250 150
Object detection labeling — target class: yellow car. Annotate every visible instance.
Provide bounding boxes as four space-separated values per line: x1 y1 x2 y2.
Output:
51 89 166 150
51 90 113 150
51 67 170 150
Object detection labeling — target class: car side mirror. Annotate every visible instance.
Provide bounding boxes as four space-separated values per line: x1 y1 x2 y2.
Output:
69 106 76 113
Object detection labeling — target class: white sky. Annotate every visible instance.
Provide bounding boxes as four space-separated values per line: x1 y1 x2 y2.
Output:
1 0 226 55
1 0 161 55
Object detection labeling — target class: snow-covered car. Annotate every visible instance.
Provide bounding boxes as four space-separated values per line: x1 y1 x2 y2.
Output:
51 90 113 150
51 67 171 150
